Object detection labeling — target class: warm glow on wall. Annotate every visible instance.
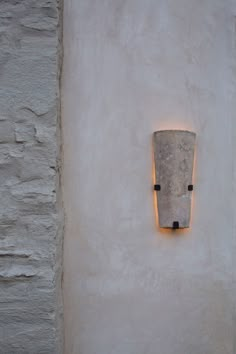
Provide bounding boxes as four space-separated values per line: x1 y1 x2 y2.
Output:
153 130 196 230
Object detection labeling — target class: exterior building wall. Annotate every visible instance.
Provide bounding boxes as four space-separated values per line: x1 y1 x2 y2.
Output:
0 0 63 353
62 1 236 354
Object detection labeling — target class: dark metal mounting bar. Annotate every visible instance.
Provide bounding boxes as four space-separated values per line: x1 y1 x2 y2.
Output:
172 221 179 229
154 184 161 191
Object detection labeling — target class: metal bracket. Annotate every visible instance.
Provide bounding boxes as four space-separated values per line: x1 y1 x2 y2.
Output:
154 184 161 191
172 221 179 229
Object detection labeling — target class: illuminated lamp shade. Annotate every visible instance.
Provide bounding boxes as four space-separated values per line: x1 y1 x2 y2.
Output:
153 130 196 229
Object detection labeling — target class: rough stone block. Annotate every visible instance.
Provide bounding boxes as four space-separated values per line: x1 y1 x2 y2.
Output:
0 0 63 353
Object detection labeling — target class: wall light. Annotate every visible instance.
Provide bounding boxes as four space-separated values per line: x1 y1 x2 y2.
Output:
153 130 196 229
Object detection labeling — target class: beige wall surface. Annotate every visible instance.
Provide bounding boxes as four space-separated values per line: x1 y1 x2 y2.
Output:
62 1 236 353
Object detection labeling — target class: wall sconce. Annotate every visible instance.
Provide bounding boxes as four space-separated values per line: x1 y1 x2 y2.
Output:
153 130 196 229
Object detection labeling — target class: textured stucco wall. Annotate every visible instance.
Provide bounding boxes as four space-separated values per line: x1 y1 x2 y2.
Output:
62 1 236 353
0 0 63 353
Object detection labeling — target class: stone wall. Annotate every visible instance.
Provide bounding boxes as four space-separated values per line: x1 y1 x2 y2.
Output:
0 0 63 353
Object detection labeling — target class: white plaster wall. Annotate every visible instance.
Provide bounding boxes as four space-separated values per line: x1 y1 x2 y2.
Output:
62 1 236 353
